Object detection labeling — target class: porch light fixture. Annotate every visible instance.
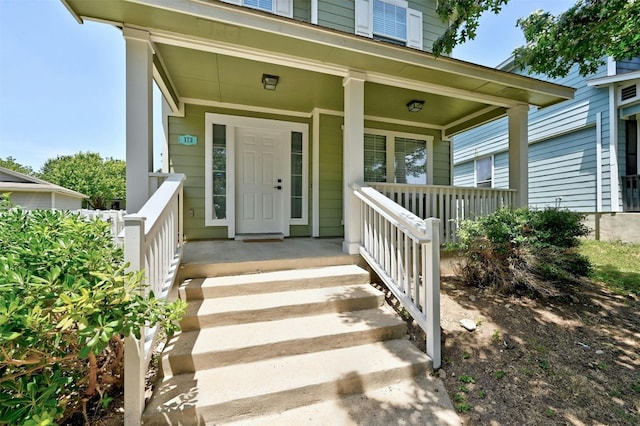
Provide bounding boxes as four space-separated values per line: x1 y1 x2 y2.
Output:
406 99 425 112
262 74 279 90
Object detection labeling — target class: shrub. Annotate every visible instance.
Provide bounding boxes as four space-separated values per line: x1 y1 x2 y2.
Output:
0 209 186 425
456 207 591 297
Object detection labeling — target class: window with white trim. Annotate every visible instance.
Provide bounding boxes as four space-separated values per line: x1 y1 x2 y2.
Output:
373 0 407 43
221 0 292 18
355 0 423 49
475 156 493 188
364 130 432 184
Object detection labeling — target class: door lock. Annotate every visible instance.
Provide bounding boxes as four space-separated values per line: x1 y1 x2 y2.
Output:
274 185 282 190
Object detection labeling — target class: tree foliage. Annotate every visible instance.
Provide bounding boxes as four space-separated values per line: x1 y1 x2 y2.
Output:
0 156 34 176
514 0 640 78
434 0 640 78
433 0 510 58
39 152 125 210
0 209 186 424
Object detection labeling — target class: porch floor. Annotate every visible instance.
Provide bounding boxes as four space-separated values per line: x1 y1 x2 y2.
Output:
180 237 361 278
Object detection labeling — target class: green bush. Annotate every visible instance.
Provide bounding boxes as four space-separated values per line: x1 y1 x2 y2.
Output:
456 207 591 297
0 209 186 425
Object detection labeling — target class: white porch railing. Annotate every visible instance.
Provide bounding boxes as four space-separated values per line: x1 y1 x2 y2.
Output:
122 173 185 426
370 183 516 244
352 183 441 369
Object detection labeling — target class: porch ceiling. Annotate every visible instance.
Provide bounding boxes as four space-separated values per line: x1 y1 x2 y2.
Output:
62 0 575 135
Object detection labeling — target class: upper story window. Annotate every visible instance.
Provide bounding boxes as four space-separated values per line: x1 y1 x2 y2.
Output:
245 0 273 13
373 0 407 43
356 0 423 50
221 0 292 18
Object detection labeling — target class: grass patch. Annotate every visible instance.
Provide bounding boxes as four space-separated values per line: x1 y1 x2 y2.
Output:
580 240 640 295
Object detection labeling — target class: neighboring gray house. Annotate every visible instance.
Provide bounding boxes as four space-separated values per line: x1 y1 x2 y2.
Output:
0 166 86 210
453 57 640 214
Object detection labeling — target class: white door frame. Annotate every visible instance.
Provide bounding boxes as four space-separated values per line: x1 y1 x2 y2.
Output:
205 113 309 238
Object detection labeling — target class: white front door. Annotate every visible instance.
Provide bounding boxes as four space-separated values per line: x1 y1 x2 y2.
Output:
235 127 286 234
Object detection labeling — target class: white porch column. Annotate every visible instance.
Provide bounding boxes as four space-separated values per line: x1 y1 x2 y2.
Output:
342 71 366 254
124 27 154 213
507 104 529 207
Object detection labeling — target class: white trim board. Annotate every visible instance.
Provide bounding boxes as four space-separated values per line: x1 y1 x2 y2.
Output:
204 113 309 238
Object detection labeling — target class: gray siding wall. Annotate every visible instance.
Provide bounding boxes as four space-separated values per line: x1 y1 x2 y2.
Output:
9 192 52 210
453 61 618 212
53 194 83 210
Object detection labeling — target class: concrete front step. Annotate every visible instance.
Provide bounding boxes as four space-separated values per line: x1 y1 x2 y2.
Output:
143 340 432 425
162 305 407 376
179 264 371 301
179 283 384 331
221 376 461 426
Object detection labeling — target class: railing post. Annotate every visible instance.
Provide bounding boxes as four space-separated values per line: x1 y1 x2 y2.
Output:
423 218 441 369
123 214 147 426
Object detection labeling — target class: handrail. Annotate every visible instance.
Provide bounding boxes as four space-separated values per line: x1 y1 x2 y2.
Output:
352 182 441 369
370 182 515 244
123 173 185 426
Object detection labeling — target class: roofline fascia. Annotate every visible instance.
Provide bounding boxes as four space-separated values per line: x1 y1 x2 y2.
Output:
587 70 640 87
60 0 84 24
124 0 574 104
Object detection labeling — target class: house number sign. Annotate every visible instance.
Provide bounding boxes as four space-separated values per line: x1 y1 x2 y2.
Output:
179 135 198 145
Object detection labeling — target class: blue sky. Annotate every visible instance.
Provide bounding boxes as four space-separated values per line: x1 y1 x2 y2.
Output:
0 0 574 172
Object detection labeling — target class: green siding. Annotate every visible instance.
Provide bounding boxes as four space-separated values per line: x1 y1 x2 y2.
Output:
318 114 344 237
317 1 445 53
407 0 447 52
432 139 450 185
293 0 311 22
318 0 354 34
169 104 312 240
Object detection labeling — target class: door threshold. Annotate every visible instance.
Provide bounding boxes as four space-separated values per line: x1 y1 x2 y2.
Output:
235 233 285 242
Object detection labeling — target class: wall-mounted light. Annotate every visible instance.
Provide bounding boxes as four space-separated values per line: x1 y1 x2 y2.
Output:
406 99 425 112
262 74 279 90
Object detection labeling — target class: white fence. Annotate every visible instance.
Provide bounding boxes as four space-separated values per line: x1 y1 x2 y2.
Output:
76 209 125 243
370 183 516 244
353 183 441 369
122 173 185 426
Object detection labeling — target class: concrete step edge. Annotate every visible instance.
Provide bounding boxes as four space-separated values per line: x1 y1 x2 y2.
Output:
143 340 432 425
180 264 370 300
162 306 407 375
179 283 384 330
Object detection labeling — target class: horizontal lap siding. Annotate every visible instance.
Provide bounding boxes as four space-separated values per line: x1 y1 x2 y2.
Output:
528 128 597 211
53 194 83 210
453 62 615 212
453 161 474 187
432 139 451 185
408 1 447 52
169 104 311 240
293 0 311 22
318 114 343 237
494 153 508 188
617 58 640 75
10 192 52 210
318 0 354 34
